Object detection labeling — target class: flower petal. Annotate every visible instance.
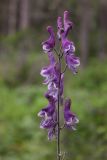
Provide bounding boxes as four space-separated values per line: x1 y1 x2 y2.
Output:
64 98 79 130
42 26 55 53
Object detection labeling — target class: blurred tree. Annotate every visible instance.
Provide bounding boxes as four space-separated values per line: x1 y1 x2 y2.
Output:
78 0 93 66
0 0 9 35
8 0 18 34
98 0 107 60
19 0 29 30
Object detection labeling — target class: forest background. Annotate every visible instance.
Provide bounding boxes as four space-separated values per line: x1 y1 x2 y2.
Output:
0 0 107 160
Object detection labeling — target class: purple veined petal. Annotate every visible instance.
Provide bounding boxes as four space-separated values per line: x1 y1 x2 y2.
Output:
47 82 58 100
48 128 56 140
65 54 80 74
48 127 58 140
40 117 54 129
64 98 79 130
48 52 55 65
62 38 75 54
40 65 55 84
47 111 57 140
40 111 57 129
63 11 73 37
42 26 55 53
38 94 56 118
40 63 60 85
57 16 63 29
38 103 55 118
57 16 64 40
38 110 46 118
45 92 56 103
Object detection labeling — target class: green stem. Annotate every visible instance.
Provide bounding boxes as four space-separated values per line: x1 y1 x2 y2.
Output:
57 54 62 160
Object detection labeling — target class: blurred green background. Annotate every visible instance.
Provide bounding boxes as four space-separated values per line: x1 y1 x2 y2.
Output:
0 0 107 160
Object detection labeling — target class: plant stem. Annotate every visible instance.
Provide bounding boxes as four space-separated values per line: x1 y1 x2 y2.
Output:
57 54 62 160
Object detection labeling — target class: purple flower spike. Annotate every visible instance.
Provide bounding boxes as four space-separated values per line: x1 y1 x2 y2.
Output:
64 99 79 130
65 54 80 74
38 10 80 141
42 26 55 53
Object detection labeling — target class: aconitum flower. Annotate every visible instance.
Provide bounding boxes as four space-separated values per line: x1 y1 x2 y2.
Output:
64 11 73 36
64 99 79 130
42 26 55 53
65 54 80 74
38 10 80 144
38 94 56 118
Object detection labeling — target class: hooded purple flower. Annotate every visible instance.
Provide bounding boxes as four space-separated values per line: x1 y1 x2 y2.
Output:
64 11 73 36
57 11 73 40
38 93 55 118
41 63 63 100
65 54 80 74
40 52 55 85
64 99 79 130
57 17 64 40
40 115 55 129
61 11 75 54
40 65 55 85
38 93 57 131
42 26 55 53
62 39 75 54
47 82 58 100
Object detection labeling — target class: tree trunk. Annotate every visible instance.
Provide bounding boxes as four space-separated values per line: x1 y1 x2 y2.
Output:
8 0 18 34
78 0 92 67
19 0 29 30
98 0 107 60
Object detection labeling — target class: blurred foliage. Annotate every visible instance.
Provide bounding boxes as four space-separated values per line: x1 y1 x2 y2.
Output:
0 58 107 160
0 0 107 159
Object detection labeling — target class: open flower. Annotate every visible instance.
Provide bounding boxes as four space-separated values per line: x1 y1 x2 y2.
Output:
64 99 79 130
38 94 56 118
41 63 63 100
40 116 55 129
62 39 75 54
42 26 55 53
40 65 55 85
47 82 58 100
65 54 80 74
38 94 57 135
64 11 73 37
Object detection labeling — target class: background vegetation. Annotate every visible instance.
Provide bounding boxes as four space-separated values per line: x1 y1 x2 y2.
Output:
0 0 107 160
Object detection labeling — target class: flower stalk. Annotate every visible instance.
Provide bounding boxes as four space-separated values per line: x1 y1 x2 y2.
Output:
57 53 61 160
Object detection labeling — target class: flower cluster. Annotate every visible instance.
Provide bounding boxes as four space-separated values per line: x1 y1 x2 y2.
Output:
38 11 80 140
